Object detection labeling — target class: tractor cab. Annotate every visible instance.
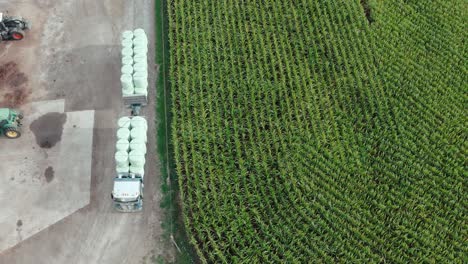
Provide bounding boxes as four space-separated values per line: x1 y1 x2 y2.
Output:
0 12 30 41
0 108 23 139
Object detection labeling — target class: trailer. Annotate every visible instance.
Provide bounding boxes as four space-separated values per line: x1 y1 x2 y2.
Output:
123 93 147 116
112 115 148 212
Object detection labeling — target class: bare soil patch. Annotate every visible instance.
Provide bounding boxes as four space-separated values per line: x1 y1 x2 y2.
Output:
0 61 32 107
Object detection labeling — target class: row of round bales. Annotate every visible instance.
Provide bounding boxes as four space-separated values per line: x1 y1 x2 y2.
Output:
115 116 148 175
120 29 149 97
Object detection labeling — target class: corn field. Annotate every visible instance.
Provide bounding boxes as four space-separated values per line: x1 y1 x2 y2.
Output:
168 0 467 262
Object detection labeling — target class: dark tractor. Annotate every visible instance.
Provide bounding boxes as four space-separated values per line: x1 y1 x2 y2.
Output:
0 12 30 41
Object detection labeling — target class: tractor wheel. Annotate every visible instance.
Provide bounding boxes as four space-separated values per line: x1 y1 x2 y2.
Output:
10 30 24 40
4 127 21 139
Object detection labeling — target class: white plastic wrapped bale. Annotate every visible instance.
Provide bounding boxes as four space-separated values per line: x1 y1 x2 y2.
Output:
133 46 148 56
133 41 148 50
129 165 145 175
133 39 148 49
130 138 147 154
121 65 134 75
115 151 129 167
129 150 146 167
130 116 148 129
116 165 130 174
122 88 135 96
134 88 148 97
133 62 147 73
133 31 148 42
133 88 148 96
134 33 148 42
133 76 148 90
130 126 147 142
133 28 146 37
133 55 147 66
116 127 131 140
121 30 134 40
133 33 147 41
133 71 148 80
116 139 130 152
121 47 133 57
134 60 148 68
133 52 147 60
120 74 134 94
118 116 132 128
122 55 133 66
121 38 133 48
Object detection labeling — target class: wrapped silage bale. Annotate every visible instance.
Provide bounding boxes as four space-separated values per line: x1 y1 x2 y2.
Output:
116 139 130 152
133 46 148 55
133 30 148 41
134 86 148 95
133 52 147 60
133 31 148 40
121 65 134 75
133 36 148 46
121 30 134 40
133 62 147 73
129 150 146 167
133 55 147 65
120 74 134 94
133 59 147 67
122 55 133 66
129 165 145 175
133 41 147 50
121 47 133 57
133 28 146 37
130 138 147 154
122 88 135 96
121 38 133 48
134 88 148 96
133 71 148 79
118 116 132 128
115 151 129 167
117 127 131 140
131 116 148 129
116 165 130 174
133 76 148 90
130 126 147 142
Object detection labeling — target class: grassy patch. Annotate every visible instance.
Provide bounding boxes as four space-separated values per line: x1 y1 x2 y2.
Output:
154 0 196 263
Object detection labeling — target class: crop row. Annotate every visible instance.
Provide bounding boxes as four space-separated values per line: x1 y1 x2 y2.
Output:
168 0 466 262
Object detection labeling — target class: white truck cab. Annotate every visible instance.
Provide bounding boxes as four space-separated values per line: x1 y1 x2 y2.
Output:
111 173 144 212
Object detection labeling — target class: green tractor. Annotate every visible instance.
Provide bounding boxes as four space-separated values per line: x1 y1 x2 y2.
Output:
0 108 23 139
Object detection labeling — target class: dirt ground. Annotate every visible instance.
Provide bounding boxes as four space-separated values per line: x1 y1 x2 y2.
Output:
0 0 172 263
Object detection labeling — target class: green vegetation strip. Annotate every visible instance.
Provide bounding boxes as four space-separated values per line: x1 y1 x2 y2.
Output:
168 0 467 262
155 0 195 262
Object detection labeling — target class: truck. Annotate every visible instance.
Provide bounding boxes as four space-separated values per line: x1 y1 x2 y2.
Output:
111 172 144 212
113 28 148 212
111 115 148 212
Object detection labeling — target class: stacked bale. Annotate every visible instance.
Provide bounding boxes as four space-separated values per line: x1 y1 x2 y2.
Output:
115 116 148 175
120 29 149 97
132 28 148 96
